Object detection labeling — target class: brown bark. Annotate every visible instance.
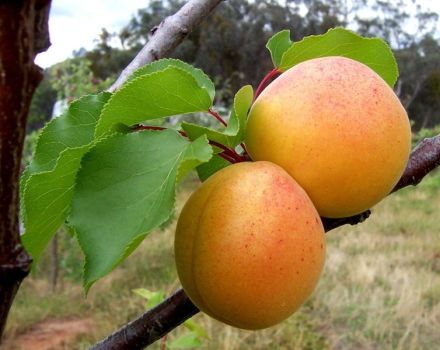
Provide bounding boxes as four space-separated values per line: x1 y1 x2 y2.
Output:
0 0 51 341
90 289 198 350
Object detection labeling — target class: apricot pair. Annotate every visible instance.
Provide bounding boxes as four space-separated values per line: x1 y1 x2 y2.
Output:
175 57 411 330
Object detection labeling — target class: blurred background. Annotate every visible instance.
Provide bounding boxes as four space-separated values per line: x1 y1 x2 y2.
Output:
4 0 440 349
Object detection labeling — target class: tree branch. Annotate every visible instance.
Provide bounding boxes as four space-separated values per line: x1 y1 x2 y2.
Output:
0 0 51 342
91 133 440 349
90 289 198 350
109 0 224 92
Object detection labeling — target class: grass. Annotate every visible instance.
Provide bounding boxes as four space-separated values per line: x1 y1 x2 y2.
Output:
3 174 440 349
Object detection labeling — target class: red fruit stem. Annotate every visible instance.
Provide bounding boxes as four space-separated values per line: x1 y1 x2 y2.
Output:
218 151 238 164
254 68 281 101
209 140 246 162
208 108 228 127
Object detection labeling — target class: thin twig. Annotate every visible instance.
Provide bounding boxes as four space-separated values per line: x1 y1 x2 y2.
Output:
109 0 224 92
208 108 228 127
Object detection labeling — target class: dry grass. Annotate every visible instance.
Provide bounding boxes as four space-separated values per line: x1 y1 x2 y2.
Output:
4 175 440 349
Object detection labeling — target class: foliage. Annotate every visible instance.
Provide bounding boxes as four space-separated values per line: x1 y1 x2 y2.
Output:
49 58 112 102
21 131 40 169
27 73 57 132
21 28 401 292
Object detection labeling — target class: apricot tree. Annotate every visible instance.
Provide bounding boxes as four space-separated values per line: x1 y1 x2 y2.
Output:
1 1 440 350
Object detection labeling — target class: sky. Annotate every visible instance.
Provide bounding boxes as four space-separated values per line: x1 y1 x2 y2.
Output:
35 0 440 68
35 0 144 68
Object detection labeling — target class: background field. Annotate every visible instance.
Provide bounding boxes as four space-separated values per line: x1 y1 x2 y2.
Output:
3 171 440 350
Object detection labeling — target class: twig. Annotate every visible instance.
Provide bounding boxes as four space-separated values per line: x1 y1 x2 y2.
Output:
208 108 228 127
109 0 224 92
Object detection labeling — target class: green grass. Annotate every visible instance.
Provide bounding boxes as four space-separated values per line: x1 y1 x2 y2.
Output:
4 174 440 349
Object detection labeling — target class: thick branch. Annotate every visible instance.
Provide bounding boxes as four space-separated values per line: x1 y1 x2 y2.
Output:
109 0 224 92
90 289 198 350
93 134 440 349
392 136 440 191
0 0 51 341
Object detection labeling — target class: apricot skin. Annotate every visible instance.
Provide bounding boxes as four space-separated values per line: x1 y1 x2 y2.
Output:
174 161 325 330
245 56 411 218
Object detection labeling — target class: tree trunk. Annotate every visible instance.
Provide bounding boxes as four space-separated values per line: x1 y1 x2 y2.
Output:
0 0 51 342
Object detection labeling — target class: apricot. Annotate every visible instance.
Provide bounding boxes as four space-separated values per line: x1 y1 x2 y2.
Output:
174 161 325 329
245 56 411 218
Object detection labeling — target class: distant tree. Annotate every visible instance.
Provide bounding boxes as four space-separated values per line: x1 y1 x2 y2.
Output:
27 72 57 132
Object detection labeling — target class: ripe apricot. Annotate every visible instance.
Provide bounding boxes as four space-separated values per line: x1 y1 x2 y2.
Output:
175 161 325 329
245 56 411 218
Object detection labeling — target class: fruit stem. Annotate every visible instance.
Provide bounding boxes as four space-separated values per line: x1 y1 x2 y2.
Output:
208 108 228 127
218 151 238 164
254 68 281 101
209 140 246 163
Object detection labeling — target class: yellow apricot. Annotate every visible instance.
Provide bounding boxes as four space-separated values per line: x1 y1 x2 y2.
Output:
175 161 325 329
245 56 411 218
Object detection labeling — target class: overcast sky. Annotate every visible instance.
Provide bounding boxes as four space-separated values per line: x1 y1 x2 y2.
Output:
35 0 440 68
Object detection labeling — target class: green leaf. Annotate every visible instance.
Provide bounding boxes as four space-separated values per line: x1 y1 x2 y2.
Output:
196 154 230 182
168 332 202 349
96 67 213 137
132 288 165 309
27 93 112 174
177 135 213 182
279 27 398 87
128 58 215 102
181 85 253 148
183 319 209 340
69 130 212 291
266 30 293 68
20 93 111 261
22 147 90 261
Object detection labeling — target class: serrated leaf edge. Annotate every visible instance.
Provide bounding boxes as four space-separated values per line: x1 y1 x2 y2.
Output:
279 27 399 86
95 66 214 138
127 58 216 101
266 29 292 68
77 130 204 292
